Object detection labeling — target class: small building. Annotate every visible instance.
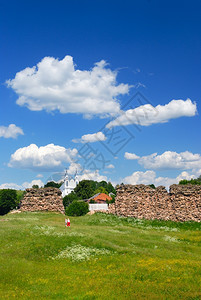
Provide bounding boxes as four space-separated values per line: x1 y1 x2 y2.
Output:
88 193 112 211
88 193 112 203
60 170 79 197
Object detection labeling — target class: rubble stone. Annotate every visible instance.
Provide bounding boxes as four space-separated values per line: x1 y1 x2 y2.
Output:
20 187 65 214
108 184 201 222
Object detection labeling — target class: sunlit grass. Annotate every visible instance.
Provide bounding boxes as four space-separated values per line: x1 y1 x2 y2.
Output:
0 212 200 299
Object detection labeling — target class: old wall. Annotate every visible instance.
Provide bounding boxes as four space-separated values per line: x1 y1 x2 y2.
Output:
20 187 65 214
109 184 201 222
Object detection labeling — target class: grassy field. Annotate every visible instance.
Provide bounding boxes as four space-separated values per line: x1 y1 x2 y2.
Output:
0 212 200 299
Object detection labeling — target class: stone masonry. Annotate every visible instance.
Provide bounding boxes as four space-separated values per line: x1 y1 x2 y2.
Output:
109 184 201 222
20 187 65 214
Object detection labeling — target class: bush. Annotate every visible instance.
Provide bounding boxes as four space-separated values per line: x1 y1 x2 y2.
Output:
89 199 95 203
65 201 89 216
0 189 17 215
63 192 79 208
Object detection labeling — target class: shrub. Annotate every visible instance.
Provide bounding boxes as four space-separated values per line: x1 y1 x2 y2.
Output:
0 189 17 215
89 199 95 203
65 201 89 216
63 192 79 208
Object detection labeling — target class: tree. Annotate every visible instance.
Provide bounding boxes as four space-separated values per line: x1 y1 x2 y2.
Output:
44 181 63 188
149 184 156 189
179 176 201 185
63 192 79 208
0 189 17 215
65 201 89 216
106 182 116 195
94 186 108 195
16 190 26 208
32 185 39 189
74 180 94 199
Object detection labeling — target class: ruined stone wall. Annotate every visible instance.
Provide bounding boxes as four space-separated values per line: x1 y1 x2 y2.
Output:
108 184 201 222
20 187 65 214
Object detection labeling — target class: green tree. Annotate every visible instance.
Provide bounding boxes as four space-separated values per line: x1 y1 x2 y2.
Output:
63 192 79 208
44 181 63 188
179 176 201 185
97 181 108 190
32 185 39 189
65 201 89 216
0 189 17 215
74 180 94 199
94 186 108 195
106 182 116 194
16 190 26 207
149 184 156 189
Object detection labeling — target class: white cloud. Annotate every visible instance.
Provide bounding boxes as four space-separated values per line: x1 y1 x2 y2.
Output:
0 124 24 139
78 170 107 182
0 179 44 190
124 152 140 160
64 162 108 182
137 151 201 170
124 170 156 185
107 99 197 128
7 56 131 116
0 182 23 190
66 162 82 175
72 131 107 143
22 179 44 189
36 174 43 178
106 164 115 169
8 143 78 171
123 170 197 189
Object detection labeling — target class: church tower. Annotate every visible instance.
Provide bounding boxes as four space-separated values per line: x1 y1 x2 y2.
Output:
60 169 79 197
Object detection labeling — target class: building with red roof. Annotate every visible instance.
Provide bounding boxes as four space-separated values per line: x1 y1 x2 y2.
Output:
88 193 112 203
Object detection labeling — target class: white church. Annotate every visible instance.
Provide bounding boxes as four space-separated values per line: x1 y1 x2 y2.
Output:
60 170 79 197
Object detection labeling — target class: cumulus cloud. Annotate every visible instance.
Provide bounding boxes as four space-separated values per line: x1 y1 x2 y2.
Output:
0 124 24 139
0 179 44 190
0 182 23 190
72 131 107 143
36 174 43 178
64 162 108 182
107 99 197 128
123 170 197 189
106 164 115 169
22 179 44 189
124 152 139 160
6 56 130 116
66 162 82 175
124 170 156 185
8 143 78 171
131 151 201 170
78 170 107 182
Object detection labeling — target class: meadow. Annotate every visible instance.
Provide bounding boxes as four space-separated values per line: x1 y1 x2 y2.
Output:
0 212 200 299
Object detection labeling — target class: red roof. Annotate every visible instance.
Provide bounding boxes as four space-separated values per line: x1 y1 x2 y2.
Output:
89 193 112 203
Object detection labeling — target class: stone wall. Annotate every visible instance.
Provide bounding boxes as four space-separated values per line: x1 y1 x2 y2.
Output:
108 184 201 222
20 187 65 214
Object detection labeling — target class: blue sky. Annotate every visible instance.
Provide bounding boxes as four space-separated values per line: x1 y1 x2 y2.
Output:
0 0 200 189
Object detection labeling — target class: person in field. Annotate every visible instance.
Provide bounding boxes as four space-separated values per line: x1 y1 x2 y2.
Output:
67 218 70 227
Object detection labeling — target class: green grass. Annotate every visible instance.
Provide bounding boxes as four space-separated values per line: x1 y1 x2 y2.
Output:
0 212 200 299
